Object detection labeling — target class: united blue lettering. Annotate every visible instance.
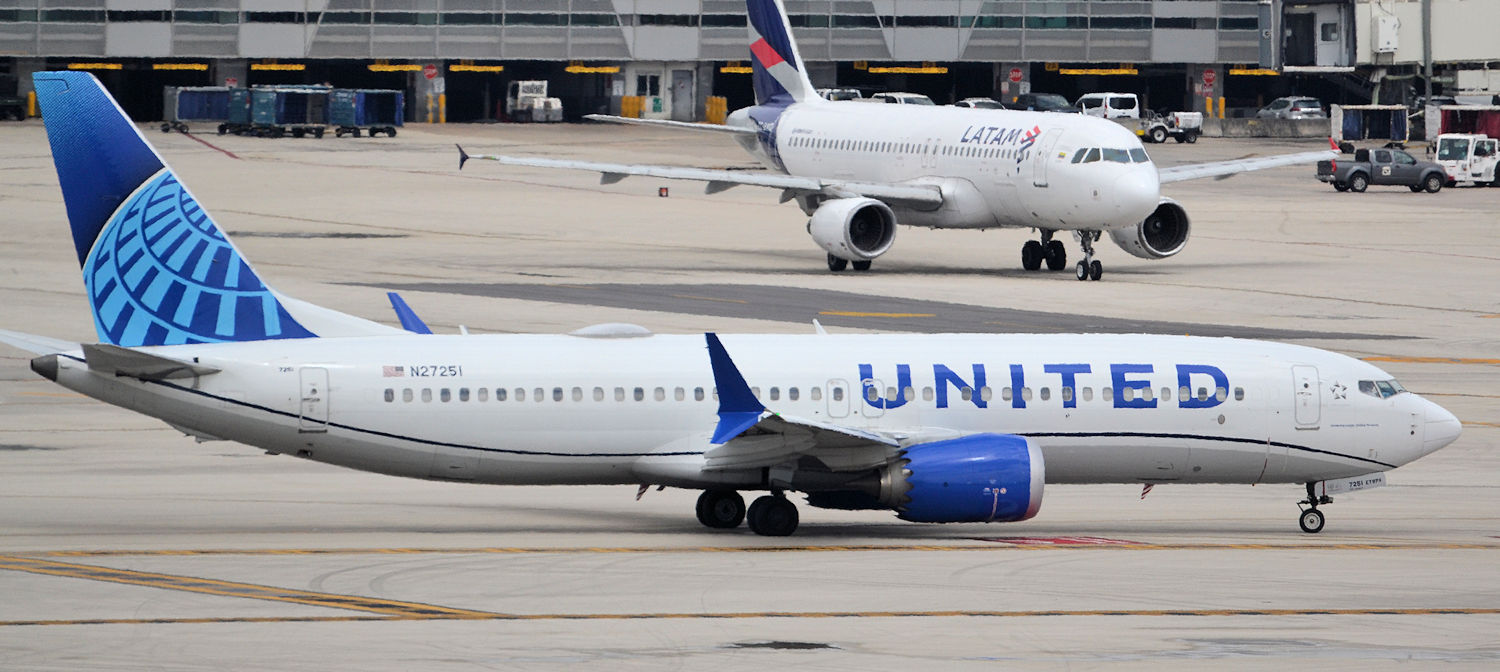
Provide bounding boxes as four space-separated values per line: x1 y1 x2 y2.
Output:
934 364 987 409
1009 364 1026 409
858 363 911 409
1176 364 1229 409
1111 364 1157 408
1044 363 1091 408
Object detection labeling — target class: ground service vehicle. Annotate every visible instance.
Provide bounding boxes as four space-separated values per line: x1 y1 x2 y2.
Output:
866 92 935 105
1076 93 1140 119
506 80 563 122
1317 147 1447 193
1257 97 1327 120
1120 112 1203 144
816 88 861 101
953 97 1002 109
1434 133 1499 186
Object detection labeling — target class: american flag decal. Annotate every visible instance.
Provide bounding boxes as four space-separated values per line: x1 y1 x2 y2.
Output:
383 366 405 377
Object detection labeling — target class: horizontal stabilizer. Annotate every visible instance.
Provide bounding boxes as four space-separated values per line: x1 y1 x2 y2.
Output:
82 343 220 380
0 329 79 356
584 114 757 136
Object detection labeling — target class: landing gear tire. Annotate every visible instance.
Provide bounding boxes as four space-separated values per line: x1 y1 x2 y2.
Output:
695 489 746 529
1043 240 1066 271
1089 260 1102 281
1423 174 1443 193
1349 173 1368 192
1075 261 1089 281
826 254 849 272
851 260 872 271
1298 508 1325 534
1073 231 1103 281
1021 240 1044 271
746 494 799 536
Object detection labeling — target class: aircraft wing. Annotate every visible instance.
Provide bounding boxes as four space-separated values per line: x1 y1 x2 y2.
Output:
458 148 944 205
583 114 757 136
1158 148 1338 184
703 411 901 472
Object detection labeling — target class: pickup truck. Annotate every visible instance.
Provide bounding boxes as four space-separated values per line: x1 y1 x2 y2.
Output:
1316 147 1447 193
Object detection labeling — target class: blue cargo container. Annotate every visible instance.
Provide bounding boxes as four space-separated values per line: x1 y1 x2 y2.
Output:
219 86 330 138
329 89 404 137
161 87 232 133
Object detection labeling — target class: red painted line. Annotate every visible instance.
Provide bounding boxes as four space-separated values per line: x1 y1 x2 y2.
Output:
180 132 240 160
972 536 1140 547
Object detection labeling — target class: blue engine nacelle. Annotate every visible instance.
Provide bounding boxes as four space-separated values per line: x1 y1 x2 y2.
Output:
896 433 1045 523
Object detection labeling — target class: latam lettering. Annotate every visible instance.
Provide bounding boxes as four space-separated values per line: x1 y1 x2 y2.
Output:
959 126 1026 145
856 363 1229 410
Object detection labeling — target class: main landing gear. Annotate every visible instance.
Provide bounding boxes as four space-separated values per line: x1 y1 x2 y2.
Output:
1073 231 1103 281
1297 482 1333 533
1021 230 1067 272
826 254 872 272
694 489 799 536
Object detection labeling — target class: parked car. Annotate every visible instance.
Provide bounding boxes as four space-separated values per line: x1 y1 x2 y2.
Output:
1006 93 1073 112
953 97 1003 109
1256 96 1327 119
867 92 935 105
1316 146 1447 193
816 87 862 101
1075 93 1140 119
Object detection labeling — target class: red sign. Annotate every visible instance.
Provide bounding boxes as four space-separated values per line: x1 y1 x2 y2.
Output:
1202 69 1217 87
224 77 238 88
1009 67 1024 83
423 63 438 80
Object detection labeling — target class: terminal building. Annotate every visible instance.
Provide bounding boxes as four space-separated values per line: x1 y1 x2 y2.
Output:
1 0 1498 123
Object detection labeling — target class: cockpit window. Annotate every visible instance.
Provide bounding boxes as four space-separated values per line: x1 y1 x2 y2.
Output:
1102 148 1131 163
1081 147 1101 163
1358 379 1407 399
1129 148 1149 163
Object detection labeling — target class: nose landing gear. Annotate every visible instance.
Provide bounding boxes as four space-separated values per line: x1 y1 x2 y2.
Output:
1297 482 1333 533
1073 230 1103 281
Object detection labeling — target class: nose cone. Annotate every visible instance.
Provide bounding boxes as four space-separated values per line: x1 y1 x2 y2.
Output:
1113 169 1160 220
1423 400 1462 455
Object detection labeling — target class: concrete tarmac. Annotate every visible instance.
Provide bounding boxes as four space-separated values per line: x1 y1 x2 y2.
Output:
0 119 1497 670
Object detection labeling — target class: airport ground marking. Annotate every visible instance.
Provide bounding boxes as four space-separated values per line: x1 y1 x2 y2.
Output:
0 555 494 619
23 541 1500 558
819 311 937 318
3 607 1499 628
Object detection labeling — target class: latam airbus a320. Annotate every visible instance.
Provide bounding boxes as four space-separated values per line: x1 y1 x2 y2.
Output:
463 0 1336 281
2 72 1458 537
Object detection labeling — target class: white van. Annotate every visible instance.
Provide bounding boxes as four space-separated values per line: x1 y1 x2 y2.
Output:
1075 93 1140 119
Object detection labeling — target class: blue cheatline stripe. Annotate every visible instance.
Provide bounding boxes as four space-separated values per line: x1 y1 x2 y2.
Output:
61 356 1396 470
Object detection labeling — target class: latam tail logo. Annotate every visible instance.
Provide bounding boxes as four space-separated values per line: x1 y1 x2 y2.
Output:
747 0 810 105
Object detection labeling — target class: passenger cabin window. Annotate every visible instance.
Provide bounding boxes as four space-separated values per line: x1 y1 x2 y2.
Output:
695 387 705 401
440 388 451 402
459 388 469 402
478 388 488 402
421 388 433 402
384 388 394 402
572 387 583 402
496 388 507 401
811 387 823 401
594 387 604 401
403 389 414 402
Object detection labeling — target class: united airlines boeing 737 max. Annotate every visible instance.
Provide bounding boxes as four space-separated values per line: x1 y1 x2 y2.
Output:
1 72 1458 537
463 0 1336 281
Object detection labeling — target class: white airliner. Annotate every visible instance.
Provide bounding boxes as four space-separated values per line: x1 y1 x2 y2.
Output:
462 0 1336 280
2 72 1459 537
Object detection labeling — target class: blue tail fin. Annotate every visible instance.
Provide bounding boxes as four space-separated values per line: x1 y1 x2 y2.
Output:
34 72 317 346
746 0 816 105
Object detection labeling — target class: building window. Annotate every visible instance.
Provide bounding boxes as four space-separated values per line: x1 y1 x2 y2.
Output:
636 73 660 97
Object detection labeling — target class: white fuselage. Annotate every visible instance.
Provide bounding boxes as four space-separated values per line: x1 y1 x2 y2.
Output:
42 333 1456 489
730 102 1162 232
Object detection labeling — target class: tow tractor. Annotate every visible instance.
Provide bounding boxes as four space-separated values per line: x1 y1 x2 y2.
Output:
1120 110 1202 144
1434 133 1499 187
